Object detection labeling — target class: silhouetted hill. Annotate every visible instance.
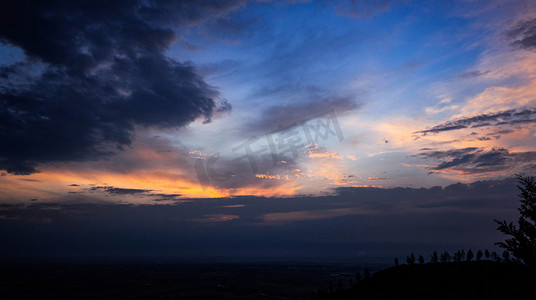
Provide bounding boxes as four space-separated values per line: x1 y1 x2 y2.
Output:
321 261 534 300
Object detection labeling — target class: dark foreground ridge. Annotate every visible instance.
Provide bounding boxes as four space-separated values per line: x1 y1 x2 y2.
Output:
0 262 380 299
320 261 534 300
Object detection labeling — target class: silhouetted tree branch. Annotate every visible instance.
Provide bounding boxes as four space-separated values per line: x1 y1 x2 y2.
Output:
495 174 536 265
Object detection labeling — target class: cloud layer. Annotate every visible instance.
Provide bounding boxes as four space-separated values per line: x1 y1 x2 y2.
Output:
0 177 521 262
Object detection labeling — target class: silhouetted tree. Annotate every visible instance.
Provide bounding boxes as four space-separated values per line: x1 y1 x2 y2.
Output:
453 250 463 262
461 249 465 260
430 251 439 263
502 251 511 262
440 251 451 263
467 249 474 261
495 175 536 266
350 278 353 287
329 283 333 294
485 249 491 259
355 271 361 282
338 279 343 291
418 255 424 264
364 267 370 280
476 250 483 261
491 251 500 262
394 257 399 266
407 252 415 265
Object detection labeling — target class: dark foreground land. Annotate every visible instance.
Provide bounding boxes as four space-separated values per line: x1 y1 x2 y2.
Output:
0 262 381 299
321 261 535 300
1 261 534 299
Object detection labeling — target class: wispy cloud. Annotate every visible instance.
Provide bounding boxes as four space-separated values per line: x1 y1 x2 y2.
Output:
416 108 536 135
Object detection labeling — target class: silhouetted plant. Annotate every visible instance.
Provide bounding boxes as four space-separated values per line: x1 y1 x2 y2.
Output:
491 251 500 262
502 251 511 262
430 251 439 263
495 175 536 266
440 251 451 263
484 249 491 259
466 249 474 261
407 252 415 265
453 250 463 262
364 267 370 280
394 257 399 266
476 250 483 261
418 255 424 264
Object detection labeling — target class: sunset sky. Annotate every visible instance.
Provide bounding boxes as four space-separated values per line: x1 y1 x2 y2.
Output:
1 0 535 262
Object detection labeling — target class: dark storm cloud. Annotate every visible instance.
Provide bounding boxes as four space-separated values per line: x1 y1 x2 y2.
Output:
0 0 245 175
419 147 536 174
0 178 521 262
415 108 536 135
508 17 536 51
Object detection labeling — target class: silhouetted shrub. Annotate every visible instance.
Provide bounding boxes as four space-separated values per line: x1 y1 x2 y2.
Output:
440 251 451 263
453 250 463 262
407 253 415 265
430 251 438 263
476 250 483 261
466 249 474 262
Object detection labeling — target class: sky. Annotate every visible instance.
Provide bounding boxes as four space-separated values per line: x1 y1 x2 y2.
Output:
1 0 535 262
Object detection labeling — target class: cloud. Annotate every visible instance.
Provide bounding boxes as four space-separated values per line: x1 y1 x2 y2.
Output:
90 186 151 195
508 17 536 51
455 70 491 79
418 147 536 174
416 108 536 135
251 95 361 132
368 177 391 181
0 0 245 174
